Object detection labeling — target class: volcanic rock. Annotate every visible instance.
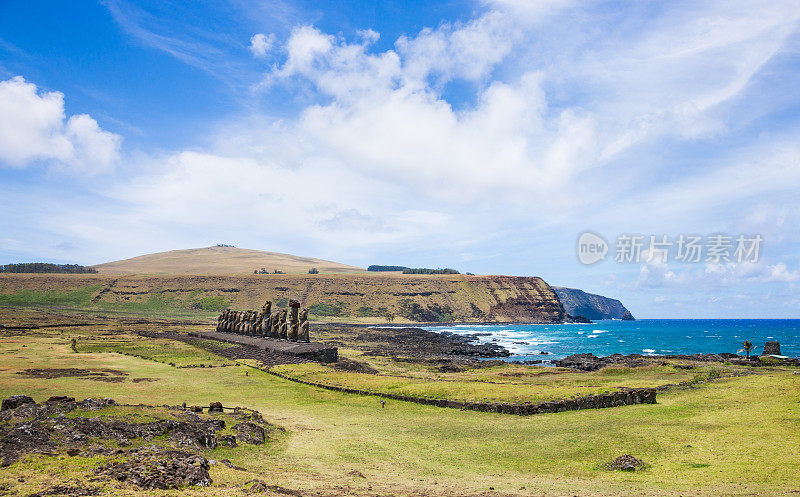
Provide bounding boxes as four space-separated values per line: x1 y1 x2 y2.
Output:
2 395 34 411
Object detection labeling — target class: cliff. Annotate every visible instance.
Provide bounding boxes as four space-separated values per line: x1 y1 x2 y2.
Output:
0 274 566 324
553 287 634 321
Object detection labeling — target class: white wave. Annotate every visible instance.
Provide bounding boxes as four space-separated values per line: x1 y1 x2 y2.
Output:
592 329 609 333
587 334 598 338
642 349 656 355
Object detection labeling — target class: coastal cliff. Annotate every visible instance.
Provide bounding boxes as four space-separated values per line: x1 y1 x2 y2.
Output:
553 287 635 320
0 274 566 324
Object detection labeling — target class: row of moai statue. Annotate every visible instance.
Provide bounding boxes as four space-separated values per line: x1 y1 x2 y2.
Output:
216 299 309 342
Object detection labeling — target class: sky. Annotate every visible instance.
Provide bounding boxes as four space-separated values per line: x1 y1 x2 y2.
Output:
1 0 800 318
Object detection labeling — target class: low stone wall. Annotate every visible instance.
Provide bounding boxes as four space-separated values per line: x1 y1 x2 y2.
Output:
267 369 656 416
186 332 655 416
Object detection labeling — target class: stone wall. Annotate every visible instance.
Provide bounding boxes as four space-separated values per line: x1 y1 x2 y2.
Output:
267 369 656 416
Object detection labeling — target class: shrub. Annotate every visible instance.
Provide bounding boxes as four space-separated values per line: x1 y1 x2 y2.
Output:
0 263 97 274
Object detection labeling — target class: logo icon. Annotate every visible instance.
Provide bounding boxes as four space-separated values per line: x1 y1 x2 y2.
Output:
577 232 608 265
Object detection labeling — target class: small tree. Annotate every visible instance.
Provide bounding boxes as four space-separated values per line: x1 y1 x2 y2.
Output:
739 340 755 358
308 267 319 274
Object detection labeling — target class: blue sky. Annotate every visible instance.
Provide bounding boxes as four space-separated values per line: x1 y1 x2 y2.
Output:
1 0 800 318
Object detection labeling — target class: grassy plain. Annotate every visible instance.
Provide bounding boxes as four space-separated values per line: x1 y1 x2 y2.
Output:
0 308 798 496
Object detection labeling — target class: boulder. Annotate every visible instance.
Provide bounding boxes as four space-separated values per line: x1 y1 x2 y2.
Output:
47 396 76 403
556 353 603 371
208 402 224 413
603 454 646 471
234 422 266 445
763 341 781 356
2 395 35 411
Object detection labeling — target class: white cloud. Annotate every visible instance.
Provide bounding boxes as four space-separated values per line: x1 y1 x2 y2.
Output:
249 33 275 57
250 1 800 218
635 259 800 288
764 262 800 283
0 76 120 174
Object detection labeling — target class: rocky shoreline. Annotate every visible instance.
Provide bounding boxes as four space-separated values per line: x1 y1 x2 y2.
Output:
556 352 800 371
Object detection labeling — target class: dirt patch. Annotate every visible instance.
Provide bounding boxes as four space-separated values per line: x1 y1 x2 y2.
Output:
131 378 158 383
16 368 128 382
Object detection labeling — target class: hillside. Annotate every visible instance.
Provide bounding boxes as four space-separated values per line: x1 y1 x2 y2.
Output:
90 246 366 275
0 273 565 323
553 287 635 320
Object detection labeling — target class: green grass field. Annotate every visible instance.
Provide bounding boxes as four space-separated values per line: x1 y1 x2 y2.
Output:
271 361 739 404
0 313 798 496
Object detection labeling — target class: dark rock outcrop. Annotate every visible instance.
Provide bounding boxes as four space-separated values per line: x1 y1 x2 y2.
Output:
1 395 34 411
602 454 647 471
763 341 781 356
97 449 211 489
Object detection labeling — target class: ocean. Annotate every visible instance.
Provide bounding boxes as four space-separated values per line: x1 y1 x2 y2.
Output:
421 319 800 362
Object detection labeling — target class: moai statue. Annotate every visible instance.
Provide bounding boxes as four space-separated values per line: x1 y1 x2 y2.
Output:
298 308 310 342
254 311 262 336
278 309 288 339
260 301 272 338
225 310 234 333
289 299 300 341
244 311 253 336
236 311 245 335
269 311 280 338
216 310 225 332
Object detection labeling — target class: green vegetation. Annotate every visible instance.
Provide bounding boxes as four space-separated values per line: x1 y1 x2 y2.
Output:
741 340 756 358
402 267 460 274
0 311 797 496
0 262 97 273
191 294 231 311
368 265 410 272
368 265 461 274
0 285 101 307
76 334 236 367
254 268 284 274
309 302 344 317
271 361 744 404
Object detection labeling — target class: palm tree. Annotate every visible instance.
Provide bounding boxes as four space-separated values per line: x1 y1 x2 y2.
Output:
739 340 755 358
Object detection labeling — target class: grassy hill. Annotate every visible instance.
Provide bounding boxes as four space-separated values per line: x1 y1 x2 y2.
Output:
89 246 366 275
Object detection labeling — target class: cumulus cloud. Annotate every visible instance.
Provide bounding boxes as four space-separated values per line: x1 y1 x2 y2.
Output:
249 33 275 57
635 259 800 288
0 76 120 174
249 0 800 214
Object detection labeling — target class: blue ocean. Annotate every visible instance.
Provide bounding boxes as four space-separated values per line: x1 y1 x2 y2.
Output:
422 320 800 362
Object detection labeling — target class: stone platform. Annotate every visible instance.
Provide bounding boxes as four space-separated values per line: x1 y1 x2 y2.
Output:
188 331 338 363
